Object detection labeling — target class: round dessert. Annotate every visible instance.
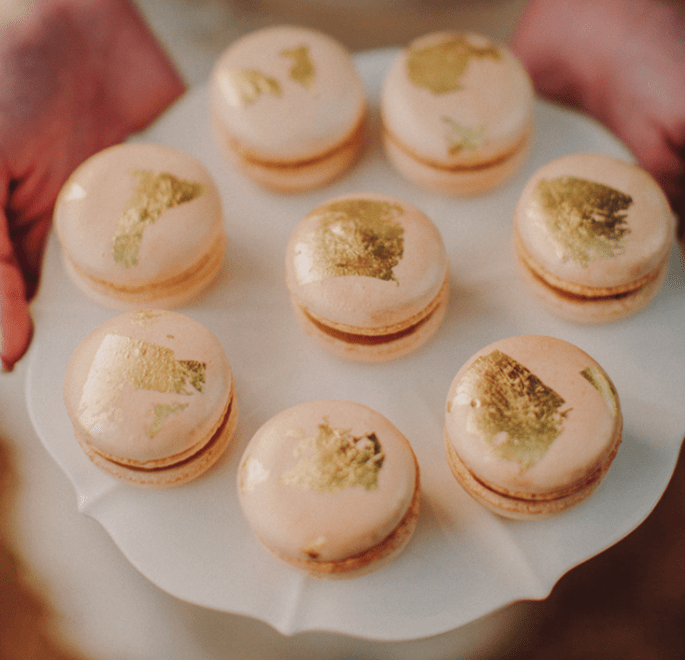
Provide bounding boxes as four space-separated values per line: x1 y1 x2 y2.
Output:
444 335 622 520
237 399 420 578
380 31 534 195
209 25 366 192
63 310 237 487
54 143 227 309
285 192 449 362
514 153 676 323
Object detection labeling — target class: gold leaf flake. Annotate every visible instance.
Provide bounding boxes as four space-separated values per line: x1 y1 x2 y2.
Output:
279 418 385 493
529 176 633 267
78 334 206 435
129 310 163 327
145 403 188 438
448 349 570 470
443 117 487 154
295 199 405 285
113 171 205 268
221 69 282 107
282 45 315 89
406 35 500 94
581 365 620 417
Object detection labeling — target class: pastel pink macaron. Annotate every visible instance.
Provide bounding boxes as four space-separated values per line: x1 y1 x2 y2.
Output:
514 153 676 323
237 399 420 578
209 25 366 192
444 335 622 519
54 143 226 309
63 310 237 487
380 31 534 195
285 192 449 362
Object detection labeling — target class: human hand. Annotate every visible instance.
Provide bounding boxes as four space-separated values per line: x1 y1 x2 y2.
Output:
0 0 185 371
511 0 685 236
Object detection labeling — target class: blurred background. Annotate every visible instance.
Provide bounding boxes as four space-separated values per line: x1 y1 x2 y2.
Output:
1 1 684 658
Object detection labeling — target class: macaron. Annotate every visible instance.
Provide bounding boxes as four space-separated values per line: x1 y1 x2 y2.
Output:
237 399 420 578
444 335 622 519
514 153 676 323
209 25 366 192
63 310 237 487
54 143 227 309
380 31 534 195
285 192 449 362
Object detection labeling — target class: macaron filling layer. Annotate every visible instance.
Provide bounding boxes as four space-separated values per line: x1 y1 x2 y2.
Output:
515 232 669 302
79 383 235 472
64 233 226 303
384 124 531 174
223 114 365 171
295 276 448 346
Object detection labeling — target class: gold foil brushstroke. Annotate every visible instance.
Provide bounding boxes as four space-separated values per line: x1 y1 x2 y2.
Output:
448 349 570 470
221 69 282 107
145 402 189 438
529 176 633 267
282 45 315 89
279 418 385 493
296 199 405 285
443 117 487 155
406 35 500 94
113 171 206 268
581 365 620 417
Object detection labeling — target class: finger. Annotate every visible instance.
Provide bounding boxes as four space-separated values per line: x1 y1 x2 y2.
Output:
0 260 32 372
0 205 32 371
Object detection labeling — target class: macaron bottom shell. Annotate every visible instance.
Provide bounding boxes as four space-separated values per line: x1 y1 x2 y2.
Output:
62 233 227 311
75 393 238 488
212 116 365 193
444 422 622 520
514 237 671 324
382 126 531 196
253 460 420 579
290 276 449 362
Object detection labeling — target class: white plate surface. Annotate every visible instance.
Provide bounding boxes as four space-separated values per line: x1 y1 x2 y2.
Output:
26 49 685 641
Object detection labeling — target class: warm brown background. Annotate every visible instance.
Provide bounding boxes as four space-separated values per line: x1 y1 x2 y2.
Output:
2 435 684 659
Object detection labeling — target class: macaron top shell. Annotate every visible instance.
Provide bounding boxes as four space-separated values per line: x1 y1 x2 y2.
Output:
515 153 675 289
209 25 366 163
238 400 417 563
381 31 533 167
64 310 233 466
55 143 224 288
445 335 621 497
285 193 448 330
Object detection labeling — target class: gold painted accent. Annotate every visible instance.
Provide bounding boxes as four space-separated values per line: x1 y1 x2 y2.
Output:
581 366 620 417
113 171 205 268
239 456 271 493
222 69 282 107
529 176 633 267
282 45 315 89
129 310 163 327
448 349 570 470
443 117 487 154
145 403 189 438
295 199 405 285
279 418 385 493
302 537 327 559
406 35 500 94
